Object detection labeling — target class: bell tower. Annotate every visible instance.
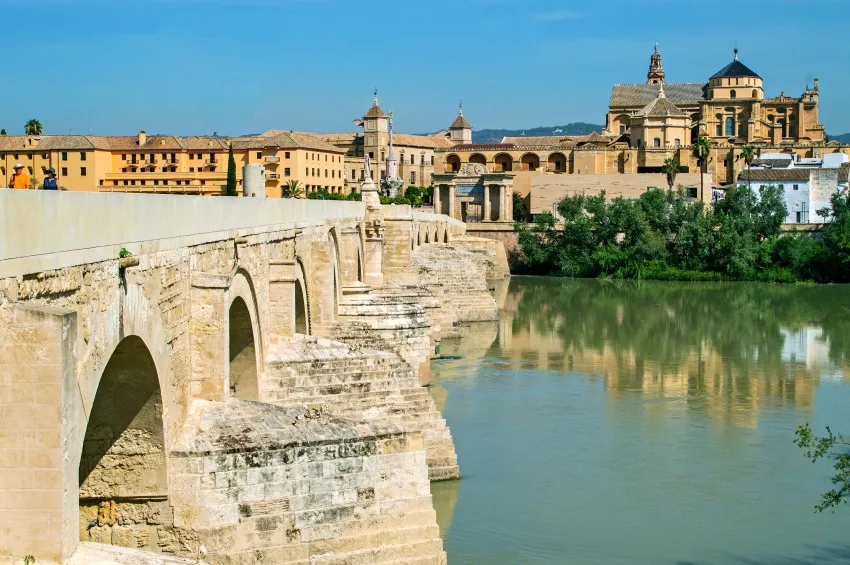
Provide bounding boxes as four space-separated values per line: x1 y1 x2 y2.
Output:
647 43 665 85
449 103 473 145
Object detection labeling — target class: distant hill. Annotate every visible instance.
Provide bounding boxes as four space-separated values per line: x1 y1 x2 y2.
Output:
472 123 604 144
829 132 850 143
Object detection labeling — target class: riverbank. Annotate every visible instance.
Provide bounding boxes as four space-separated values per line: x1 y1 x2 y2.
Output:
513 186 850 284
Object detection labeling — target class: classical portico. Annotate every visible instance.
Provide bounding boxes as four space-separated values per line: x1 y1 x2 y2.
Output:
432 163 514 223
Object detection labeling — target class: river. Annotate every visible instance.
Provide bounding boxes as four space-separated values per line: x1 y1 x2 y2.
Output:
429 277 850 565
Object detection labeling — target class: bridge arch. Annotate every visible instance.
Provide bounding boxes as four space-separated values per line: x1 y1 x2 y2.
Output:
327 227 342 318
79 334 169 546
356 225 365 283
227 269 263 401
424 228 430 244
294 258 310 335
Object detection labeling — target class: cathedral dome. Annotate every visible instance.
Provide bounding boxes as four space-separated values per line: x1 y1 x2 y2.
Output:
710 49 761 79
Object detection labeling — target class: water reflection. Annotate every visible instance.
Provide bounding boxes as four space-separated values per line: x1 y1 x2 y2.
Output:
429 278 850 565
495 278 848 428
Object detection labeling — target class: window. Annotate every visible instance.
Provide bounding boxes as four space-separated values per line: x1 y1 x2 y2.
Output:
796 211 802 223
306 168 309 176
312 168 315 176
61 152 67 161
325 169 328 177
352 169 356 179
410 171 416 184
42 153 47 159
171 153 176 162
653 138 661 148
369 151 374 159
189 154 194 160
123 180 128 186
209 153 216 162
620 125 626 134
122 168 127 173
122 154 127 160
793 184 799 191
284 151 290 159
789 126 796 137
716 125 722 136
674 139 681 147
738 124 745 137
80 167 86 176
154 180 159 186
190 167 195 172
140 180 146 186
725 117 734 137
80 152 86 161
162 153 167 160
325 154 327 162
431 156 435 166
381 151 385 161
421 155 425 165
410 154 415 165
256 152 262 159
332 170 335 178
284 168 291 176
113 180 118 186
730 90 736 99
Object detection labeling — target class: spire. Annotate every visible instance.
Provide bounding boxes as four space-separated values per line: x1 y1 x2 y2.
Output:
451 103 471 129
647 43 665 85
364 89 387 119
658 82 665 98
373 88 379 105
733 48 739 61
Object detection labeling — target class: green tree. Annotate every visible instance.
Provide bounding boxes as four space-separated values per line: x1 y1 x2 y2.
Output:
0 129 6 135
24 119 42 136
661 155 679 191
795 424 850 512
512 191 527 222
225 144 237 196
741 145 756 189
691 136 711 202
282 180 304 199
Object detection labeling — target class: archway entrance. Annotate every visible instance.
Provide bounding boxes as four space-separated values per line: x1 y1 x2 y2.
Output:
548 152 567 173
521 153 540 171
469 153 487 166
446 155 461 173
229 297 258 401
79 336 168 547
494 153 513 172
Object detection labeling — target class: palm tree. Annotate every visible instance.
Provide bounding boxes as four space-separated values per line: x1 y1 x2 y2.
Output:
741 145 755 189
282 180 304 199
662 155 680 192
691 136 711 203
24 119 42 136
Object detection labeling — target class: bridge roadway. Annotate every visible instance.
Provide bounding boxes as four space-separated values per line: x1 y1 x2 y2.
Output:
0 190 507 564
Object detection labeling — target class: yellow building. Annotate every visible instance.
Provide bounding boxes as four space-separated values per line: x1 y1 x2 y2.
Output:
0 130 344 196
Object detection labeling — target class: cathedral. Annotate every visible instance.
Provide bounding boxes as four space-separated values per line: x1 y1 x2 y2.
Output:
605 45 825 147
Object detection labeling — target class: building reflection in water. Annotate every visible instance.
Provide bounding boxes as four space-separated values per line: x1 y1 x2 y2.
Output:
433 278 850 431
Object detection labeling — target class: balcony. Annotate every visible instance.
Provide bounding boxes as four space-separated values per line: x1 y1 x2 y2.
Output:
268 173 279 180
264 156 279 164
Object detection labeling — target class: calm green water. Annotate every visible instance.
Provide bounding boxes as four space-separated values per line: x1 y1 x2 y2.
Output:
429 277 850 565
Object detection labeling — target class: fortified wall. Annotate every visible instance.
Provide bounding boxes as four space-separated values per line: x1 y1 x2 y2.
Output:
0 188 508 564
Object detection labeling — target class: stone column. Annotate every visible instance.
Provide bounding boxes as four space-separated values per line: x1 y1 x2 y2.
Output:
448 184 456 220
498 184 506 221
361 176 385 288
268 259 296 344
433 183 441 215
483 184 492 222
189 273 230 402
0 303 79 563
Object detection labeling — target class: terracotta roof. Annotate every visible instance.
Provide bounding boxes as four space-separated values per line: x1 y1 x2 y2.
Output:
751 157 793 168
233 131 343 153
0 135 105 151
710 54 760 80
364 97 387 119
609 83 706 108
181 136 228 151
391 133 454 149
450 111 471 129
741 168 810 182
634 91 688 117
447 143 518 152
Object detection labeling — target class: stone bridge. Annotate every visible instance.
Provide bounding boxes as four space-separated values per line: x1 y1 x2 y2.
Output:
0 188 508 564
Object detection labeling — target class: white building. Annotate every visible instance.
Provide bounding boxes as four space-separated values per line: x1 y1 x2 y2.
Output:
740 152 849 224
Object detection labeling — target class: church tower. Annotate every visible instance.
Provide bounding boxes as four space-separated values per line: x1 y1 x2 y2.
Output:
647 43 665 85
449 103 472 145
362 90 389 180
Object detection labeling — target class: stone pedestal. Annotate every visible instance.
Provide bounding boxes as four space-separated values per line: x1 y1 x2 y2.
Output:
361 177 385 288
189 273 230 402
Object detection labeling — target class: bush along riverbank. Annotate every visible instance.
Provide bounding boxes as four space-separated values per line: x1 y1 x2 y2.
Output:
514 185 850 283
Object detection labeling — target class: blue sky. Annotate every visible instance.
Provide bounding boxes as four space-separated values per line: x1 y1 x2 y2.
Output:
2 0 848 136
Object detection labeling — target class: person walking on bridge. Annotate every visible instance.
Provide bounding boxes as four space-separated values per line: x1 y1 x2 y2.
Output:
42 168 60 190
8 164 32 189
